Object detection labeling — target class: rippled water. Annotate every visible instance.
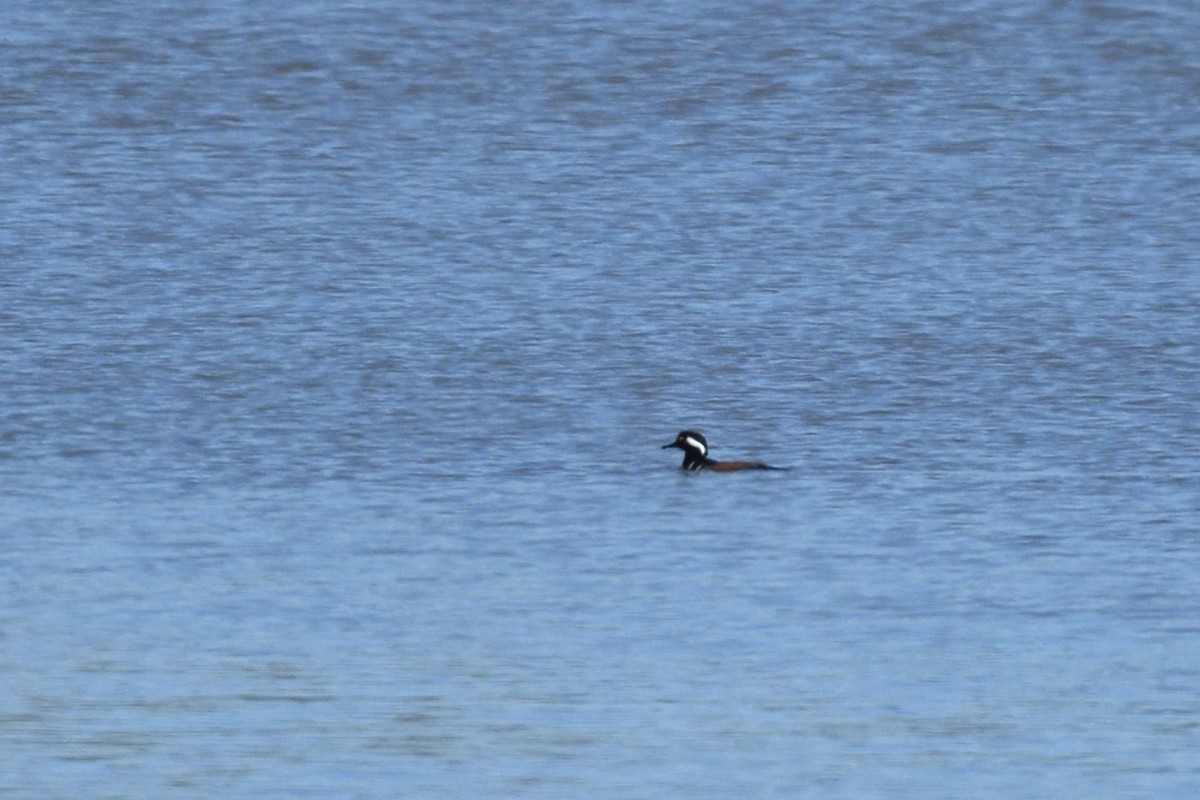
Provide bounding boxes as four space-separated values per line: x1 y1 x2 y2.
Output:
3 1 1199 797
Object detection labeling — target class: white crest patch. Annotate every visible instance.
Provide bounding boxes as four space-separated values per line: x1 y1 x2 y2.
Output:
684 435 707 456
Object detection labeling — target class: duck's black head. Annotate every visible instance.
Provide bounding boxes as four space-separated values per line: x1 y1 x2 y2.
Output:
662 430 710 470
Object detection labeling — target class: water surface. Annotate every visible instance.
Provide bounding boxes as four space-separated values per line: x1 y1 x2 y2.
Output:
3 1 1199 797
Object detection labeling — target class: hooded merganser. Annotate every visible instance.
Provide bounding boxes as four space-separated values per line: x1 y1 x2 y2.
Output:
662 430 779 472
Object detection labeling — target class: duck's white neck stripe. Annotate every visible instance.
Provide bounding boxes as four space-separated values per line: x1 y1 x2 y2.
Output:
684 435 707 456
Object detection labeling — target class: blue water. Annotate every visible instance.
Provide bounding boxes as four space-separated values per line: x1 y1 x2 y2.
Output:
3 1 1199 797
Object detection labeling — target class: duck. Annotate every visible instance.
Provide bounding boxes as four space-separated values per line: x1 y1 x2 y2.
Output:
662 430 780 472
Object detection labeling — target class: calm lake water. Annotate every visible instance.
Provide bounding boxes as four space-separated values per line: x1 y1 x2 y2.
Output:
3 1 1199 797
